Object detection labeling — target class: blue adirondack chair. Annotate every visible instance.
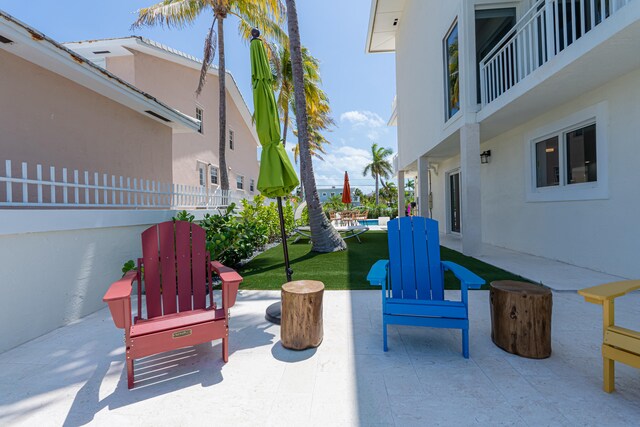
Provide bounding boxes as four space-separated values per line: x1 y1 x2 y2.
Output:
367 216 485 358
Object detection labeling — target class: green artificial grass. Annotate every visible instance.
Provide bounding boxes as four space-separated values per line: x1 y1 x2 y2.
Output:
238 231 528 290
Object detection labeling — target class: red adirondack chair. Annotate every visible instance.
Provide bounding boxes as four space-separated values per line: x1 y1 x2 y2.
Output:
103 220 242 389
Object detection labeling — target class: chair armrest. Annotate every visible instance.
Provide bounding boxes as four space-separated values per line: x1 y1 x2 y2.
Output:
367 260 389 286
211 261 243 309
103 271 137 302
441 261 485 289
578 280 640 304
103 271 137 329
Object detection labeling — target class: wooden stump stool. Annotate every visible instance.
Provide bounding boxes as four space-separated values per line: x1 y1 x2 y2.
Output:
281 280 324 350
490 280 552 359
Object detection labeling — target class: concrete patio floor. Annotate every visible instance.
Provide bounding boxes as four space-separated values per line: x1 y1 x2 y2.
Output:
1 290 640 426
439 234 628 291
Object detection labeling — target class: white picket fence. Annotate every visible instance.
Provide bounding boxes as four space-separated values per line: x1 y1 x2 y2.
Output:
480 0 634 106
0 160 244 209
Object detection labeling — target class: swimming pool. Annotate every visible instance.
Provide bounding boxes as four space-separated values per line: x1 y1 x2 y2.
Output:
358 219 379 226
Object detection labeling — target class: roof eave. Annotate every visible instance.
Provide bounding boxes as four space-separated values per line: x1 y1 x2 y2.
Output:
365 0 379 53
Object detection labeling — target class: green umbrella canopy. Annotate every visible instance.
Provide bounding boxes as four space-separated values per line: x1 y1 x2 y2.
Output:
250 38 299 198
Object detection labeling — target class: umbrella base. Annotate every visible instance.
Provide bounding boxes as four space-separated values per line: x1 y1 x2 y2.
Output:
265 301 281 325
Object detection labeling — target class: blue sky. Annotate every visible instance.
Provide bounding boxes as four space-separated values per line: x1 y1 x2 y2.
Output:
0 0 397 192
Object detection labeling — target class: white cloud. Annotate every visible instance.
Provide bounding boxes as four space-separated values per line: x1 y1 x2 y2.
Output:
340 110 386 128
340 110 388 143
312 146 374 189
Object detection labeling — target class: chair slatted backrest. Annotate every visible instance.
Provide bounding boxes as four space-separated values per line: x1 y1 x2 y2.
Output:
387 216 444 301
141 221 209 319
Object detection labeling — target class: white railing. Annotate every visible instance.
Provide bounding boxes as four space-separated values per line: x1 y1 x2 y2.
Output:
0 160 244 209
480 0 633 106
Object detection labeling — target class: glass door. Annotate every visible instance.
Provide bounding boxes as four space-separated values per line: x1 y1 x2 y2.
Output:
449 171 461 233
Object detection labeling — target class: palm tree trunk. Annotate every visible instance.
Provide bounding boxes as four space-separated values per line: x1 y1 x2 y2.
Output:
282 107 289 146
375 174 379 206
285 0 345 252
217 15 229 191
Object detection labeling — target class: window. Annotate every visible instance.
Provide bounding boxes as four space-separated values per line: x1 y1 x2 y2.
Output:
196 107 203 134
534 123 597 189
236 175 244 190
535 136 560 188
444 22 459 120
210 166 218 185
229 129 234 150
322 192 327 197
566 124 597 184
250 179 255 192
198 166 205 186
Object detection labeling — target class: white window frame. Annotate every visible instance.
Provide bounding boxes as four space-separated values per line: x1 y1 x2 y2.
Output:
443 19 460 122
444 167 462 235
229 129 235 150
525 103 609 202
236 175 244 191
250 179 255 193
210 166 219 186
198 166 205 187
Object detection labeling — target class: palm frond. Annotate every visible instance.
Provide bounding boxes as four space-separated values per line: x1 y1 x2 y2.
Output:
196 17 217 96
132 0 204 29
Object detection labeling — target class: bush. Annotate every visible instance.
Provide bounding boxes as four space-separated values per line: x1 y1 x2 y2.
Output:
166 199 296 268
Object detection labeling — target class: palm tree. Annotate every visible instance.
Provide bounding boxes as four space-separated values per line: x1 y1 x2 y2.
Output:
133 0 286 191
284 0 346 252
363 143 393 206
274 44 333 163
380 180 398 207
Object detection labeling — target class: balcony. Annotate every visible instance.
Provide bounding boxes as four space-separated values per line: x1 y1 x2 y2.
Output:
476 0 639 138
480 0 635 107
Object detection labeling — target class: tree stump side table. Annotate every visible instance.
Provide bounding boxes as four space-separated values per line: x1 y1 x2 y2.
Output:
490 280 552 359
281 280 324 350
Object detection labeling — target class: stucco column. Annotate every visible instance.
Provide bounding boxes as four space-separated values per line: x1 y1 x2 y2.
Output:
460 123 482 256
418 155 430 218
397 170 405 218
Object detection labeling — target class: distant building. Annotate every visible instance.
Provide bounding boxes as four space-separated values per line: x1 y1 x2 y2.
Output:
317 186 361 206
67 37 260 197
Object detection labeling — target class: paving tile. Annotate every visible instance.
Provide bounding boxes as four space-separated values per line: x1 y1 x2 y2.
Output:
2 290 640 426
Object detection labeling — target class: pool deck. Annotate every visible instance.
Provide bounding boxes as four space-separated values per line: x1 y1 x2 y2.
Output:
1 290 640 426
439 234 628 291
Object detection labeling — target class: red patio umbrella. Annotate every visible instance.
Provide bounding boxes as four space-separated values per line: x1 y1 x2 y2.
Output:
342 171 352 208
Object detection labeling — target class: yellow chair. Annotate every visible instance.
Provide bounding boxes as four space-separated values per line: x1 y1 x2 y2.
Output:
578 280 640 392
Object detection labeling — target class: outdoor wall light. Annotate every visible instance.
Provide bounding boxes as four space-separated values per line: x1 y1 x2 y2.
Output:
480 150 492 164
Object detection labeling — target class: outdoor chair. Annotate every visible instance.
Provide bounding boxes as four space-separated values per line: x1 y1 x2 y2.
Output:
103 220 242 389
367 216 485 357
578 280 640 392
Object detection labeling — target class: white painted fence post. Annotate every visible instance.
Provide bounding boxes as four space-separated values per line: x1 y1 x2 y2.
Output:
36 164 43 204
50 166 56 204
21 162 28 203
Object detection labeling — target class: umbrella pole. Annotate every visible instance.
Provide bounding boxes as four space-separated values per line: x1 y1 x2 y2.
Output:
277 196 293 282
265 196 293 324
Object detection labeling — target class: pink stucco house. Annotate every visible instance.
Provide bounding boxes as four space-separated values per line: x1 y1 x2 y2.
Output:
66 37 261 197
0 11 200 194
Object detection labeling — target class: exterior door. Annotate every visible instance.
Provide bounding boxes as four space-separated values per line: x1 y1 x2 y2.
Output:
449 171 461 233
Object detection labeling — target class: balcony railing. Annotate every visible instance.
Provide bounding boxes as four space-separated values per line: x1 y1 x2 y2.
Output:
480 0 634 106
0 160 244 210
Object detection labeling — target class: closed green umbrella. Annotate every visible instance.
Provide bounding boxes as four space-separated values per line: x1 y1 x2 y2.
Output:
251 34 299 198
250 30 299 323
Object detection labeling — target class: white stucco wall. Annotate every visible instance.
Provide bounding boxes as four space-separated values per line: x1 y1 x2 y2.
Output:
479 68 640 278
395 0 463 170
0 209 217 353
428 68 640 278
